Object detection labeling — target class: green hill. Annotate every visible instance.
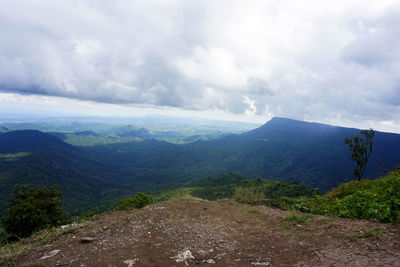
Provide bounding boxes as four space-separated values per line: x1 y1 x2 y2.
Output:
0 130 72 153
0 131 118 216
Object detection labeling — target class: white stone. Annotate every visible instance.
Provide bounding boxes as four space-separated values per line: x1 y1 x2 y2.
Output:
123 258 139 266
40 249 60 259
174 250 195 263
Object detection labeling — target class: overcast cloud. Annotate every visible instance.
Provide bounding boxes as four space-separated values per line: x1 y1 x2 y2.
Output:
1 0 400 131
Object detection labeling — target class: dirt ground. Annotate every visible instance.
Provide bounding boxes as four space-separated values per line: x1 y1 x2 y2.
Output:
7 197 400 266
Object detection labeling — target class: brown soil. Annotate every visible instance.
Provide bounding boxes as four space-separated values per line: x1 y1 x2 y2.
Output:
7 197 400 266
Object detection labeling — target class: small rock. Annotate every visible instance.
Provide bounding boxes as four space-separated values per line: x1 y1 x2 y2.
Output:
197 249 208 256
61 222 76 229
236 220 243 223
251 262 270 266
203 259 216 264
173 250 195 263
40 249 60 259
123 258 139 266
216 253 226 259
80 237 96 243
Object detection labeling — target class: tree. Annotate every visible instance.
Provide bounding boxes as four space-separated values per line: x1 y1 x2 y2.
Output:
1 185 70 240
344 128 375 181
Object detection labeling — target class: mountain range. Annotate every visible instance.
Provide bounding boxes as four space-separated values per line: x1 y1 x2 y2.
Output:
1 117 400 216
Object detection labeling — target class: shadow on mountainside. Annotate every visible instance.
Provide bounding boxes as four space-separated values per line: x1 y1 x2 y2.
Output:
4 197 400 267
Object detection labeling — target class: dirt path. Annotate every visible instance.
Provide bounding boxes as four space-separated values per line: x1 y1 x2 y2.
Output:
8 198 400 266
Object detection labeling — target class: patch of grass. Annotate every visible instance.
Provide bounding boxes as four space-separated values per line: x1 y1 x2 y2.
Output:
0 222 88 265
346 230 375 241
282 214 313 229
317 218 336 228
247 208 261 214
74 210 98 223
154 187 194 202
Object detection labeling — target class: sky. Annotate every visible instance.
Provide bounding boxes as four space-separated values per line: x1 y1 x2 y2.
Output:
1 0 400 132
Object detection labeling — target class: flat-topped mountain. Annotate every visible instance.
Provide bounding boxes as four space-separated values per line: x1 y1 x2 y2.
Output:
181 117 400 189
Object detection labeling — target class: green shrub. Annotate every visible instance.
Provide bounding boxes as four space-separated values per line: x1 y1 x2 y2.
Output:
191 185 235 200
264 197 298 210
247 208 261 214
336 191 399 223
291 169 400 224
1 185 70 240
264 182 313 198
115 192 153 210
77 210 98 222
325 180 375 199
346 230 375 241
305 192 338 216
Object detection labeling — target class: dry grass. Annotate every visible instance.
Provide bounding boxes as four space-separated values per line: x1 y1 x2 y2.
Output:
233 187 264 204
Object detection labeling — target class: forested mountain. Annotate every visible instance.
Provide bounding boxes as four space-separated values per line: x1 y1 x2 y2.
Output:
179 117 400 190
0 130 71 153
85 117 400 190
0 130 117 216
1 117 400 216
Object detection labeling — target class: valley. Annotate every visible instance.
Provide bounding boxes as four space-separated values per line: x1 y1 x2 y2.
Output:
1 117 400 217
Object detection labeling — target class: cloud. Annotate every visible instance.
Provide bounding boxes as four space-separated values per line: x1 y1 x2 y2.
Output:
0 0 400 128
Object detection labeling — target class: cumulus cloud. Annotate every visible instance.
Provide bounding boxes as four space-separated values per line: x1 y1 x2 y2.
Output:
0 0 400 127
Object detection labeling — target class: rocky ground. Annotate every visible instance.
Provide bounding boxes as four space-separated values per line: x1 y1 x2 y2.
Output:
4 197 400 266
